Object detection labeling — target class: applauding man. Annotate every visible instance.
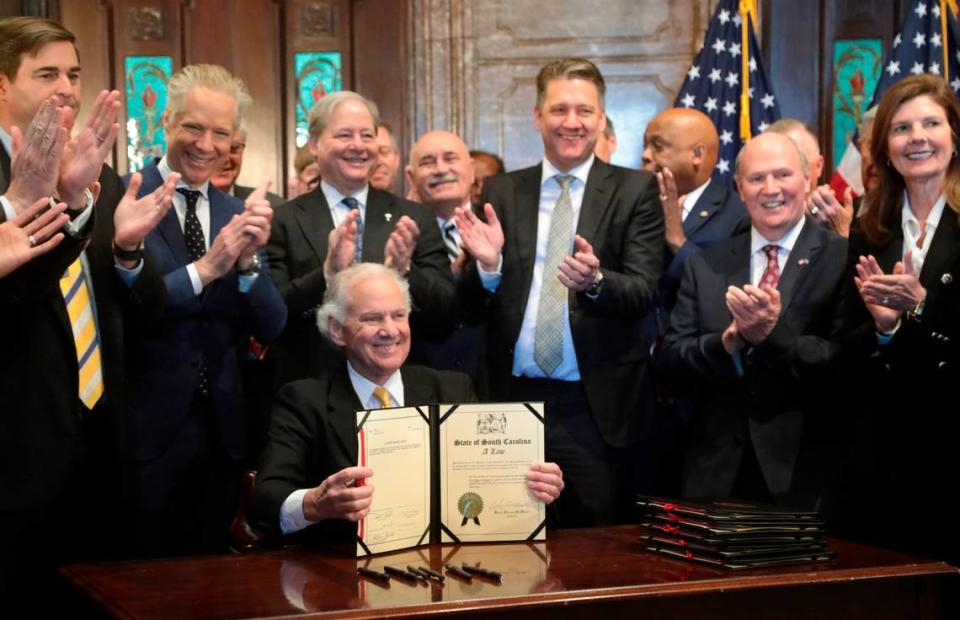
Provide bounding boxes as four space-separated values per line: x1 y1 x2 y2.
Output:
456 58 664 527
267 91 455 384
126 64 286 556
658 132 846 508
0 16 177 600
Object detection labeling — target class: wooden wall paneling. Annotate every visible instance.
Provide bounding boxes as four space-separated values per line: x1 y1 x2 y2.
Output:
183 0 284 192
820 0 903 174
351 0 409 172
107 0 183 174
284 0 353 185
761 0 821 143
60 0 116 167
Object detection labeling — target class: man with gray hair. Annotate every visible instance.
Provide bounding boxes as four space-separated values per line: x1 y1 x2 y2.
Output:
658 132 846 507
211 126 285 207
267 90 454 385
127 63 287 555
249 263 563 545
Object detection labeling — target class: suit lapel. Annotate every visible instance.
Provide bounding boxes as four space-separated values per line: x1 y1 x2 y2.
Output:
326 364 364 460
208 187 232 238
919 207 960 289
726 232 751 289
575 159 615 244
140 163 192 268
295 189 336 262
0 144 10 193
363 188 394 262
513 165 542 309
401 368 435 405
683 178 723 237
776 218 823 316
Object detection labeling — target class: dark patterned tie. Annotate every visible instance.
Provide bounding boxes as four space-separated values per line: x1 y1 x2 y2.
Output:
177 188 206 261
760 244 781 289
176 187 209 395
443 220 460 263
533 174 574 376
342 196 363 263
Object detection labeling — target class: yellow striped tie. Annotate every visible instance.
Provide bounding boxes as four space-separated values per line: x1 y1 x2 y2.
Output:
60 258 103 410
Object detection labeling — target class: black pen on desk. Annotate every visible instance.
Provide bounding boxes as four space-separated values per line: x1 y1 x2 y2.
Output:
383 565 420 581
461 564 502 581
444 564 473 581
418 566 445 582
357 567 390 584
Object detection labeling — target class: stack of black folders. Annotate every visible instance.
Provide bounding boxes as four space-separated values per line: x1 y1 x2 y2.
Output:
637 496 835 570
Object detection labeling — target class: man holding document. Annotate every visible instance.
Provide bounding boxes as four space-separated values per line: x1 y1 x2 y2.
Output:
250 263 564 546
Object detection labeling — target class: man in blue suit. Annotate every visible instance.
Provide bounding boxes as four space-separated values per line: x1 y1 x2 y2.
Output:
638 107 748 495
127 64 287 555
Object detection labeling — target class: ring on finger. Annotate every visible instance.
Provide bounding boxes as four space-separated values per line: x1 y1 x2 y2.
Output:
810 206 819 215
28 234 37 248
882 295 890 305
659 194 668 201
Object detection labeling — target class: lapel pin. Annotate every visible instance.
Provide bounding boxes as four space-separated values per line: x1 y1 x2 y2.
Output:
699 210 709 218
942 273 953 285
797 258 810 267
384 213 393 222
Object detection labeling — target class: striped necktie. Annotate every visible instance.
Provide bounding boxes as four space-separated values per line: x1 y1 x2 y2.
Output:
60 259 103 410
342 196 363 263
442 220 460 262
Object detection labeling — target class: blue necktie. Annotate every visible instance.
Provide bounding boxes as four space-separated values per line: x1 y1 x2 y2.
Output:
342 196 363 263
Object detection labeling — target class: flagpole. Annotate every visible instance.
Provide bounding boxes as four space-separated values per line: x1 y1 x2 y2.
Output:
942 0 959 81
739 0 757 142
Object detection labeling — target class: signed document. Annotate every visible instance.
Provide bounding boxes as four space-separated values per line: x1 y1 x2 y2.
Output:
438 403 545 543
355 402 545 556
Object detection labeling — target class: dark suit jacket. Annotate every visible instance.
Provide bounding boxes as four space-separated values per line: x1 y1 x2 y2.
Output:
233 183 285 208
842 208 960 525
127 162 287 461
658 218 846 501
464 159 664 449
658 178 748 317
249 364 476 545
266 186 456 383
0 149 166 512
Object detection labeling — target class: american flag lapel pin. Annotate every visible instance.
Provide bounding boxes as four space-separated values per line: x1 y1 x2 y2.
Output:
797 258 810 267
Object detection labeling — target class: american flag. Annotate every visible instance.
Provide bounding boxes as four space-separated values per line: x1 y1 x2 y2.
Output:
673 0 781 184
831 0 960 197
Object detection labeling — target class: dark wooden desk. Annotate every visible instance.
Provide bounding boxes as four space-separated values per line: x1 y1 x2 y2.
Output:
60 525 958 619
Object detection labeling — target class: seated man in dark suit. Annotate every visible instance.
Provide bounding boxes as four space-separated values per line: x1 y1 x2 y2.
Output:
266 91 455 384
657 132 846 508
250 263 563 544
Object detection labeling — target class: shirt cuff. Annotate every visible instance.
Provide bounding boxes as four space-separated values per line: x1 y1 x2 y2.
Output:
186 263 203 296
280 488 317 535
114 259 144 287
477 255 503 292
731 350 745 377
64 194 94 234
875 319 901 346
0 195 15 221
238 271 259 293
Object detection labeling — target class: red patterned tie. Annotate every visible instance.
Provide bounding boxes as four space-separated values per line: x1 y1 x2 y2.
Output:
760 244 780 288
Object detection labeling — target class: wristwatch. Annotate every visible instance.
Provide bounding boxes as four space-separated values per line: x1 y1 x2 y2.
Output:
238 252 262 276
113 240 144 261
585 271 605 299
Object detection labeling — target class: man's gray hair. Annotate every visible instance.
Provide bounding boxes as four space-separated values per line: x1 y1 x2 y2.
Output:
166 64 251 129
308 91 380 138
734 133 809 178
316 263 411 340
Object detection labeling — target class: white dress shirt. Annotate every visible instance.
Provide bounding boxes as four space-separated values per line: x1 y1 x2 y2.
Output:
278 363 404 535
901 191 946 275
321 180 369 226
681 178 711 222
749 216 807 286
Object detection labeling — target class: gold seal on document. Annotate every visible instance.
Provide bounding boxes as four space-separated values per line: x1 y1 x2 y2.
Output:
458 492 483 526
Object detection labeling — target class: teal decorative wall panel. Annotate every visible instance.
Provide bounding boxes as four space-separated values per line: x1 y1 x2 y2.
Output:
832 39 883 166
125 55 173 172
295 52 342 147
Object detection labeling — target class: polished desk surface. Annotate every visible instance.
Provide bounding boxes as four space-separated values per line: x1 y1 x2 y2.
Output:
60 525 959 619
